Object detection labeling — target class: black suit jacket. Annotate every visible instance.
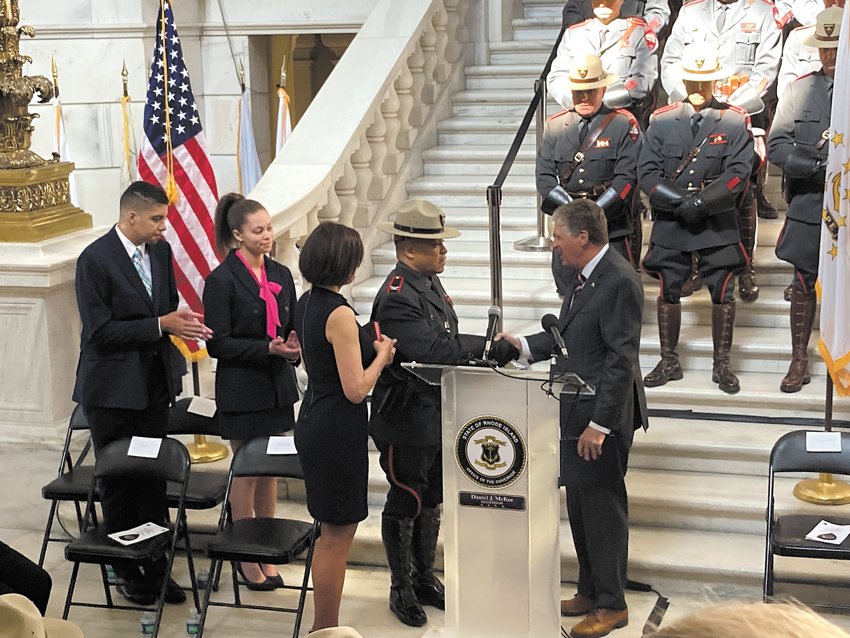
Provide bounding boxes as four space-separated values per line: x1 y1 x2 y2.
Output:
527 249 647 481
73 227 179 409
203 250 299 413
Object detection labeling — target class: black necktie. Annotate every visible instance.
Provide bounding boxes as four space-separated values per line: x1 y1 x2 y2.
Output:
578 118 590 144
691 113 702 140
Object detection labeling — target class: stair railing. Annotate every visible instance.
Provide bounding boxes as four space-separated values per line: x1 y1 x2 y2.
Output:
486 22 567 316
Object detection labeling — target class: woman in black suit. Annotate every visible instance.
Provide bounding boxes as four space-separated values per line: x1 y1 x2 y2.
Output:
203 193 301 589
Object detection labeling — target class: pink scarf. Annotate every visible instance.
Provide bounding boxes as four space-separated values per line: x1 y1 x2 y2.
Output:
235 250 282 339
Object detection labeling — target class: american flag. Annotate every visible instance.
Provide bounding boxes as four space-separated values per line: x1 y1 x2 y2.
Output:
139 0 220 359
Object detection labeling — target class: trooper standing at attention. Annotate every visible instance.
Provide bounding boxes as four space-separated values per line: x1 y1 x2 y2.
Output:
661 0 782 301
538 54 643 296
639 48 754 395
369 200 518 627
768 7 841 393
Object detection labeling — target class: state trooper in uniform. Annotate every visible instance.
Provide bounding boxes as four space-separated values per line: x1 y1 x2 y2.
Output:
661 0 782 300
539 54 643 295
775 0 825 29
549 0 659 124
640 49 754 394
369 200 518 628
778 0 842 99
768 7 840 393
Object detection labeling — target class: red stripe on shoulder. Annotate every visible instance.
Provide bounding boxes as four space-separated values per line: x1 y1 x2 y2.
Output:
796 71 816 81
653 102 680 115
547 109 569 121
614 108 639 124
627 16 648 26
726 104 748 116
386 275 405 294
569 18 592 29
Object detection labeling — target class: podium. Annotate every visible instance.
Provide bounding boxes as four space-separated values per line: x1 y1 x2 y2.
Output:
404 363 593 638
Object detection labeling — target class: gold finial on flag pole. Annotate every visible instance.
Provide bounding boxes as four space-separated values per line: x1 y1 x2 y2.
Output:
50 53 59 97
121 59 129 98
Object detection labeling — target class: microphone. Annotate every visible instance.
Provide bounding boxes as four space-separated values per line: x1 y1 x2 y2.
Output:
542 313 568 358
482 305 502 360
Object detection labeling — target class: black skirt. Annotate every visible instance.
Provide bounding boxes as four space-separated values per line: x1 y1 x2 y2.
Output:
218 405 295 441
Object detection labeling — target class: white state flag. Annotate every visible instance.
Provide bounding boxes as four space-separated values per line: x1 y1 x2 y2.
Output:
52 96 78 206
237 90 262 195
817 6 850 396
275 87 292 157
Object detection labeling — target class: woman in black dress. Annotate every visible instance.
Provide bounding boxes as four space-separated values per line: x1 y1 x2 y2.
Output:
203 193 301 589
295 222 396 631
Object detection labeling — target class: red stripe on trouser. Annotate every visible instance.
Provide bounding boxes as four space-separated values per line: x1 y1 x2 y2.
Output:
624 239 633 266
738 242 751 267
388 444 422 517
719 271 735 302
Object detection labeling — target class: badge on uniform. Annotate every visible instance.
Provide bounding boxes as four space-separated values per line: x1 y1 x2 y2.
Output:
629 122 639 143
595 138 611 149
709 134 728 145
387 275 404 293
740 22 756 32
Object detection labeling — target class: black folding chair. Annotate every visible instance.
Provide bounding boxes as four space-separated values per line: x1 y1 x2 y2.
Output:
39 405 98 567
198 437 318 638
62 438 199 638
764 430 850 602
165 398 228 514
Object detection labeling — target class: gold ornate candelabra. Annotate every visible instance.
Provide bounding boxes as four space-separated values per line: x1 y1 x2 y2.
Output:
0 0 91 241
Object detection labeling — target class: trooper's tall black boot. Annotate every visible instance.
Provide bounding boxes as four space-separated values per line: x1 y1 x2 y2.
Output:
382 514 426 627
412 507 445 610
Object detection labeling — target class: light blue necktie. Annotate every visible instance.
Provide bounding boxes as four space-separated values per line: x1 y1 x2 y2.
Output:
132 247 153 298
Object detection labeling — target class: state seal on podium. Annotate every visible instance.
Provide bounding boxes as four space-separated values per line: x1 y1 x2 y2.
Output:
455 415 527 489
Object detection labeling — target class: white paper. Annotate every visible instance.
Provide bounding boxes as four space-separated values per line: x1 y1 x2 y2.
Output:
108 522 169 546
187 396 217 418
805 519 850 545
806 431 842 453
127 436 162 459
267 436 297 455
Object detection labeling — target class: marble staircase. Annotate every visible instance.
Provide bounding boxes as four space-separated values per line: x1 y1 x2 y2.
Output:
335 0 850 602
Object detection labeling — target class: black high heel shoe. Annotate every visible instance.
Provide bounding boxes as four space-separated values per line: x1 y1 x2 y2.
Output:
236 563 277 592
260 565 284 589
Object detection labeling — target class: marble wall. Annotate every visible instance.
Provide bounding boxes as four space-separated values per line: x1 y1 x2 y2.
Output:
19 0 375 226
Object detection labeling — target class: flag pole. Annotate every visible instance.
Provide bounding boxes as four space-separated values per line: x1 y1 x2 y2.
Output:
187 362 229 464
793 375 850 504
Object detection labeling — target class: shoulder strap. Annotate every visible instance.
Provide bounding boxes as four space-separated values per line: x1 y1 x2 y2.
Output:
561 112 619 186
670 113 719 180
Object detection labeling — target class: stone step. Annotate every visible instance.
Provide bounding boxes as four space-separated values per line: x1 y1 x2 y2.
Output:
465 64 547 90
452 89 561 116
489 40 553 65
523 0 567 19
511 17 562 41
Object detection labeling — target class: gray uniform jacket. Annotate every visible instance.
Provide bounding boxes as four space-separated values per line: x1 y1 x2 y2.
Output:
537 105 643 239
548 17 659 110
661 0 782 105
369 262 485 447
777 25 820 99
638 100 754 251
767 70 832 224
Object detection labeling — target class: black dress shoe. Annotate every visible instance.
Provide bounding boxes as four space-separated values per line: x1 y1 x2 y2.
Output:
117 581 156 606
163 576 186 604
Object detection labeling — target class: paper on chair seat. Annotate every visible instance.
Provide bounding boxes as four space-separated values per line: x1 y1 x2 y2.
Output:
267 436 297 455
128 436 162 458
805 520 850 545
805 431 842 452
108 522 169 546
187 396 217 418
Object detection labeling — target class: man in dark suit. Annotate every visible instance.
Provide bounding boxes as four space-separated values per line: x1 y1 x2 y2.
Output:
73 181 212 605
500 199 647 638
